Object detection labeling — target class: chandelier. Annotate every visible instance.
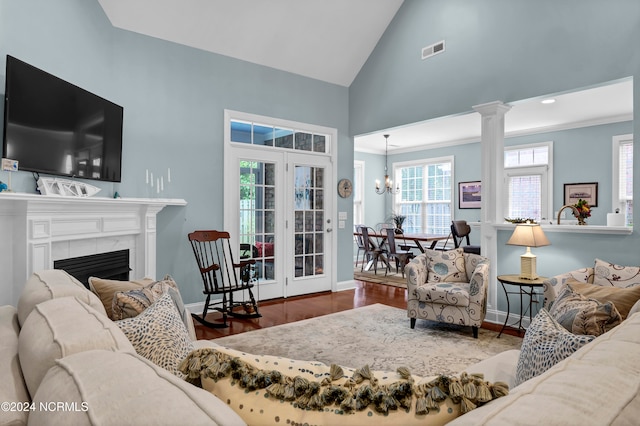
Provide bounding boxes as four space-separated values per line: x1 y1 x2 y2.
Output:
375 134 400 195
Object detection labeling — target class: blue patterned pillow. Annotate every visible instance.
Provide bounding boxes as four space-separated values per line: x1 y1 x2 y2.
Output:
426 248 468 283
515 308 595 387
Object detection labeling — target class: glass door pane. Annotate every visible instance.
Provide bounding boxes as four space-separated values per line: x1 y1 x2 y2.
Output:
293 165 324 278
239 160 276 282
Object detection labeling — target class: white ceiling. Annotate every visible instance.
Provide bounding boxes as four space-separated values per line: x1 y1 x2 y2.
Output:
356 79 633 154
97 1 633 154
97 0 403 87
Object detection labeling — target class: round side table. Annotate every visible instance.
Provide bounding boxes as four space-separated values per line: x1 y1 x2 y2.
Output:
497 274 547 338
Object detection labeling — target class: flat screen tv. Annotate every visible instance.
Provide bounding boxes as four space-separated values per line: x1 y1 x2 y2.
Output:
2 55 123 182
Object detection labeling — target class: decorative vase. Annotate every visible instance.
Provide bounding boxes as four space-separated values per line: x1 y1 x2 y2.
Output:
577 216 587 225
395 226 403 234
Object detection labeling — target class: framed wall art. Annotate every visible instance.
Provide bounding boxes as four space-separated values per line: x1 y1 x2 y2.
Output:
564 182 598 207
459 181 482 209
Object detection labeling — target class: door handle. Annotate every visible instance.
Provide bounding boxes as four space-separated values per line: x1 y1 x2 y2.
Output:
326 228 333 233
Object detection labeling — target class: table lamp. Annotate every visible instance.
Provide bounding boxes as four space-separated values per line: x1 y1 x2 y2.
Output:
506 223 550 280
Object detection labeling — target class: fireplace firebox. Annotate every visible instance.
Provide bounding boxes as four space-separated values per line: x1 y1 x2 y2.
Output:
54 249 131 289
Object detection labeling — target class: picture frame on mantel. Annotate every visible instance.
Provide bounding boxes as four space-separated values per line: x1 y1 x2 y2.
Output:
459 181 482 209
564 182 598 207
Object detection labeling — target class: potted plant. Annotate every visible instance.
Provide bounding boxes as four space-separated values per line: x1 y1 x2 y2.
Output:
389 212 407 234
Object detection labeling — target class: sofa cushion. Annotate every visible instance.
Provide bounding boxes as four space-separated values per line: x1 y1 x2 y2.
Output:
567 279 640 320
88 276 154 320
426 248 468 283
184 346 509 426
116 292 193 377
549 285 622 336
515 308 595 387
29 350 246 426
17 269 107 327
18 296 135 398
593 258 640 288
0 305 30 426
448 312 640 426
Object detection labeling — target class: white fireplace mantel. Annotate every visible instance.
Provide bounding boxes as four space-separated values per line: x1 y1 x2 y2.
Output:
0 192 187 306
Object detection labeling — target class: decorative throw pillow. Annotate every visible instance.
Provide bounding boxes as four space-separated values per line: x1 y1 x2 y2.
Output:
112 277 179 320
426 248 468 283
515 308 595 386
593 258 640 288
566 278 640 319
549 285 622 336
116 292 194 377
88 276 154 319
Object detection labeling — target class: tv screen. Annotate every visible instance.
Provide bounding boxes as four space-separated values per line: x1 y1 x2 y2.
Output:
2 55 123 182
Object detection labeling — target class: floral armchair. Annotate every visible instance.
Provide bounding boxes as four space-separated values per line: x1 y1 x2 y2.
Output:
405 249 490 338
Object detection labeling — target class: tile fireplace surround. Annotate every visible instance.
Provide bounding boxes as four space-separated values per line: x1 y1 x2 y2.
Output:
0 193 186 306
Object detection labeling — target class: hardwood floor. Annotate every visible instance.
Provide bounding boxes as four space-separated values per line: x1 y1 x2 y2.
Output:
194 280 517 340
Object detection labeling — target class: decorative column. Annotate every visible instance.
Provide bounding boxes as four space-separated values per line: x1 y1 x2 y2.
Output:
472 101 511 323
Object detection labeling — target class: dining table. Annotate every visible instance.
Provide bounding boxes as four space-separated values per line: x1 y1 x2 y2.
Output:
354 230 450 272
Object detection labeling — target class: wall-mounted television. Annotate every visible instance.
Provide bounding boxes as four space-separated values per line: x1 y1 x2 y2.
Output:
2 55 123 182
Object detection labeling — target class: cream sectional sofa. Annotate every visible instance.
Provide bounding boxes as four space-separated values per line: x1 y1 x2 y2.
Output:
2 268 640 425
1 270 245 426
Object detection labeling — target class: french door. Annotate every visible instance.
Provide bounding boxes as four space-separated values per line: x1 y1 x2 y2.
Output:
224 113 335 301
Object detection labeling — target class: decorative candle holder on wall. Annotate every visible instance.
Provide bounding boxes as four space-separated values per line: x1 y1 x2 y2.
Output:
145 168 171 198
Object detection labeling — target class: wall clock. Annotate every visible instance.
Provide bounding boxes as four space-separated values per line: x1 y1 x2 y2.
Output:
337 178 353 198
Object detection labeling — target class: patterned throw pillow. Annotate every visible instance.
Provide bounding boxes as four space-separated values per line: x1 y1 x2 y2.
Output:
112 277 179 320
426 248 468 283
566 279 640 319
116 292 194 377
593 258 640 288
549 285 622 336
515 308 595 387
88 276 154 319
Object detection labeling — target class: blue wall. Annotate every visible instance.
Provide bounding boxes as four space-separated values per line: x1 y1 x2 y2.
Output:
0 0 353 304
352 0 640 282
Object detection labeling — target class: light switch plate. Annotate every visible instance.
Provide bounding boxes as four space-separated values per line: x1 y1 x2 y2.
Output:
338 211 347 220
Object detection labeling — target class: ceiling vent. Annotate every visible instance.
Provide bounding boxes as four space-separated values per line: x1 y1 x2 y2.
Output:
422 40 445 60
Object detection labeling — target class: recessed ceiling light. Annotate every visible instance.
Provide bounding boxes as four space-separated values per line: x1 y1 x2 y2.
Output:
541 98 556 104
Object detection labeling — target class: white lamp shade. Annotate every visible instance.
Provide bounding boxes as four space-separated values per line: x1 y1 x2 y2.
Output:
506 224 550 280
506 224 550 248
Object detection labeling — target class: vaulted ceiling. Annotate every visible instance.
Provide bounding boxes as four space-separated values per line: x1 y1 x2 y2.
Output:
97 1 633 153
97 0 404 87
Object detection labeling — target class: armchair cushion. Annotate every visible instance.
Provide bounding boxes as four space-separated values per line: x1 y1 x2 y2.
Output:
426 248 468 283
415 282 470 307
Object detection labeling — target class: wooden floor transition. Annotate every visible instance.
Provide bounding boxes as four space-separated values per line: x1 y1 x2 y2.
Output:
194 279 521 340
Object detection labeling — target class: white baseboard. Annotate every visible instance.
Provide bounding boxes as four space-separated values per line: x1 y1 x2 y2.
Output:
485 308 533 329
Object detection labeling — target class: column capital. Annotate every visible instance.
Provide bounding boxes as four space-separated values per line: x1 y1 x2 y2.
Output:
473 101 512 117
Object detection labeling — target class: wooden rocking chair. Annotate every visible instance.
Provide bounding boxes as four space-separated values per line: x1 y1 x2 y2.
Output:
188 230 261 328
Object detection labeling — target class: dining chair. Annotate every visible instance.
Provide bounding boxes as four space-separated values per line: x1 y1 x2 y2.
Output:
359 226 388 274
384 228 415 278
451 220 481 255
353 224 368 269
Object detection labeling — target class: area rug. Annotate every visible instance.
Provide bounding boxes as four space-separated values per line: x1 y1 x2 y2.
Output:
353 268 407 287
211 304 522 377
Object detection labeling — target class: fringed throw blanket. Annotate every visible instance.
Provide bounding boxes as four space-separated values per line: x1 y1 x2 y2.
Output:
180 347 509 426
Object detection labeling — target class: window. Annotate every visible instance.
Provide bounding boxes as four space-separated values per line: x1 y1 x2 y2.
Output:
394 157 453 235
504 143 552 222
353 161 364 226
613 134 633 226
230 120 328 153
